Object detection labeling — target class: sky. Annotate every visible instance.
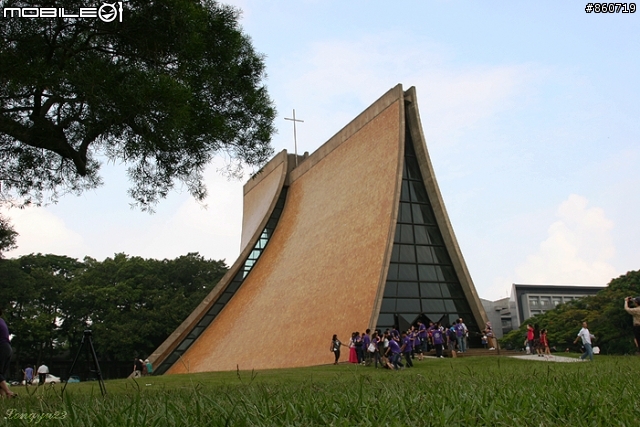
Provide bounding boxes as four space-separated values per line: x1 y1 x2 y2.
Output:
3 1 639 301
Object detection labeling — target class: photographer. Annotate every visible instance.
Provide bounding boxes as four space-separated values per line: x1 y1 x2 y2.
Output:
624 297 640 353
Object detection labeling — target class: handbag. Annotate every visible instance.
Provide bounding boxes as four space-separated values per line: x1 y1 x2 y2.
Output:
367 343 376 353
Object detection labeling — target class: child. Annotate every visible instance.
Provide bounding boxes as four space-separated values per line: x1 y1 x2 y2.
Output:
481 335 488 349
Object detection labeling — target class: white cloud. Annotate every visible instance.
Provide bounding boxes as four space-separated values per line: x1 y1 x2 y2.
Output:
274 34 546 156
136 167 244 264
3 207 88 258
514 194 616 286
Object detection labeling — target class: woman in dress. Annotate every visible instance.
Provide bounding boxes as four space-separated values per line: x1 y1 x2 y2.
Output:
348 332 358 363
0 308 17 398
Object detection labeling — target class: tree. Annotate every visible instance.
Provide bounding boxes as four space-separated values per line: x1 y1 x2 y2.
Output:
0 0 275 210
1 252 227 374
0 214 18 257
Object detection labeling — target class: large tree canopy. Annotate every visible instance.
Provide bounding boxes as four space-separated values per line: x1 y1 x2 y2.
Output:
0 252 227 369
0 0 275 209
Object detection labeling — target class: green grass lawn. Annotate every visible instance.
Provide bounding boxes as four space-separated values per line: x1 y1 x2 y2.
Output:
2 356 640 426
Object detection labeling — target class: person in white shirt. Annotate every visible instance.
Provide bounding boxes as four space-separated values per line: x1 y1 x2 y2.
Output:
37 364 49 385
573 322 595 362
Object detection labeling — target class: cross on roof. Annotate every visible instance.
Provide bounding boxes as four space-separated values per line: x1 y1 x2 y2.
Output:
284 109 304 167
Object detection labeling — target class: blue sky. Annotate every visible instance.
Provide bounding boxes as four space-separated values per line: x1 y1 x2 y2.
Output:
4 1 639 300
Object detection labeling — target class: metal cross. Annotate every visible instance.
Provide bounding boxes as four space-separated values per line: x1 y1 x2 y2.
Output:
284 109 304 167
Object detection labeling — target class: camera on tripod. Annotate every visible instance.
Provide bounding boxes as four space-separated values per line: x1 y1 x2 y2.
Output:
63 328 106 396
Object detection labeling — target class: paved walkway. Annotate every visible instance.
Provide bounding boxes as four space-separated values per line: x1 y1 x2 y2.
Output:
509 354 586 363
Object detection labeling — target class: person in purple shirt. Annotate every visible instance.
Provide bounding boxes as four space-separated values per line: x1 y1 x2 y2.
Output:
386 336 403 370
431 322 445 358
401 332 414 368
24 365 34 385
454 319 466 353
0 308 17 398
417 321 427 361
362 329 371 365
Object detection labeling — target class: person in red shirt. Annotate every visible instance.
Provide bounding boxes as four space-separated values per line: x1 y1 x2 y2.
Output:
540 329 551 358
526 324 535 354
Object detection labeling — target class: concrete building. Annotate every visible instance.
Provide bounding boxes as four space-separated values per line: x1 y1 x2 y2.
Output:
150 85 489 374
481 284 606 338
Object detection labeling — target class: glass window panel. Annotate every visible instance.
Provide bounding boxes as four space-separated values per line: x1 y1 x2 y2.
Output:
377 313 395 327
399 245 416 263
440 283 451 298
398 264 418 281
189 325 205 338
422 299 445 312
401 180 411 202
176 338 194 352
416 246 434 264
441 266 458 282
209 303 224 315
400 202 412 223
426 313 446 324
381 298 396 312
409 181 430 204
405 156 422 180
394 224 401 243
412 204 436 225
418 265 439 281
426 227 444 245
396 299 421 313
443 299 456 312
162 354 180 368
383 282 397 297
400 224 414 243
387 263 399 280
442 283 464 298
454 299 472 313
402 162 408 179
226 281 242 293
433 265 445 281
414 225 429 244
218 292 233 304
448 314 459 326
405 137 417 156
391 245 400 262
432 247 452 265
198 314 215 328
397 282 420 297
420 282 441 298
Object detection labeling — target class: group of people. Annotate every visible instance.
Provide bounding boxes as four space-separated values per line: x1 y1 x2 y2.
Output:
21 363 50 385
133 357 153 377
525 324 552 358
331 318 487 370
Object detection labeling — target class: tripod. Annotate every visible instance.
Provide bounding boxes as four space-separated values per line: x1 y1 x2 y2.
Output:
62 330 107 397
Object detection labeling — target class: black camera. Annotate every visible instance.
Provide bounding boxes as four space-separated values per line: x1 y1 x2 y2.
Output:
627 297 640 308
